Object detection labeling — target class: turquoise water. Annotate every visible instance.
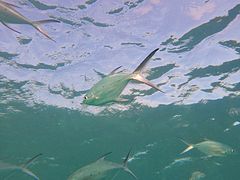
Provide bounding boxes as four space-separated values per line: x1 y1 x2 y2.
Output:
1 0 240 179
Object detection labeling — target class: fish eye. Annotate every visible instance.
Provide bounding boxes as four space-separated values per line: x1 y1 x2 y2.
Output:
84 96 88 100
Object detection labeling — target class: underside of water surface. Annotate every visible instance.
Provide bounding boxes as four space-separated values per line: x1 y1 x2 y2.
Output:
0 0 240 179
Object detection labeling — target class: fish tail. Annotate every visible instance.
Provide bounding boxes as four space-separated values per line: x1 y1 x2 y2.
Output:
130 48 164 92
4 153 42 180
122 149 138 179
180 139 194 154
32 19 60 42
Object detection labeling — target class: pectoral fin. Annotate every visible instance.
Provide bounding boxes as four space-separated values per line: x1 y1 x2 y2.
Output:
131 74 164 93
1 22 21 34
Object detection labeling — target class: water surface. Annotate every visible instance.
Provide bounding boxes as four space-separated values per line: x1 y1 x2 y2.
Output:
0 0 240 179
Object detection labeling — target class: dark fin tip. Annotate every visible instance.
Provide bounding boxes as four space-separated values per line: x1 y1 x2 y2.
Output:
98 152 112 160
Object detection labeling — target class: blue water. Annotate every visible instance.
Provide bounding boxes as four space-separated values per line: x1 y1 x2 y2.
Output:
1 0 240 179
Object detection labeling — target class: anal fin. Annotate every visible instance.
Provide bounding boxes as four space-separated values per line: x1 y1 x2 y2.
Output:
132 74 164 93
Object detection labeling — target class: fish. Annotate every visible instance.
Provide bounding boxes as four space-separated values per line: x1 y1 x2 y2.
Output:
83 48 163 105
180 139 234 157
0 0 60 41
189 171 206 180
68 150 137 180
163 157 193 170
0 153 42 180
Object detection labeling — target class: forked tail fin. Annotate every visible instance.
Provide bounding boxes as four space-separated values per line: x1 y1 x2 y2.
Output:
180 139 194 154
131 48 164 92
122 149 138 179
4 153 42 180
32 19 60 42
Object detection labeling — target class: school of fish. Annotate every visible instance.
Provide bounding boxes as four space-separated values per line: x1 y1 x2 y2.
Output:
0 1 237 180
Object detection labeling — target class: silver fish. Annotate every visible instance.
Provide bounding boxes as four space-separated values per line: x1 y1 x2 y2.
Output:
163 157 193 170
0 153 42 180
83 48 164 106
68 151 137 180
0 0 59 41
180 139 234 157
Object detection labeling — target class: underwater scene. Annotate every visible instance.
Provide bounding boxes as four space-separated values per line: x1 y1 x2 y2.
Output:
0 0 240 179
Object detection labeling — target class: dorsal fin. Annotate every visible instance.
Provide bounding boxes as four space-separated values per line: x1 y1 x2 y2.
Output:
109 66 122 75
97 152 112 161
133 48 159 74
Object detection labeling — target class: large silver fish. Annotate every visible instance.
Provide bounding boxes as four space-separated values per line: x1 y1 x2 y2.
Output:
0 0 59 41
68 151 137 180
0 153 42 180
180 139 234 157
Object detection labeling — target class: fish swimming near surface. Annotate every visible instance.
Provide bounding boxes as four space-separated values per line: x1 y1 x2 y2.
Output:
83 48 163 106
68 150 137 180
0 0 60 41
0 153 42 180
163 157 193 170
180 139 234 157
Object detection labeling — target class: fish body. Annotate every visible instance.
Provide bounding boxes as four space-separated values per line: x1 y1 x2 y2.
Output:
164 157 193 170
194 141 233 157
68 151 137 180
181 139 233 157
83 73 130 105
83 48 163 106
68 160 123 180
0 0 59 41
0 161 19 170
189 171 205 180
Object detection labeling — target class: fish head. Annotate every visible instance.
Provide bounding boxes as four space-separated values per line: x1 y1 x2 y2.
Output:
83 91 110 105
83 91 100 105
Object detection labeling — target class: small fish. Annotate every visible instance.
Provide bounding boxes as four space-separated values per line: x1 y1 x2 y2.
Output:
83 48 163 105
180 139 234 157
189 171 206 180
68 150 137 180
0 0 60 41
0 153 42 180
163 157 193 170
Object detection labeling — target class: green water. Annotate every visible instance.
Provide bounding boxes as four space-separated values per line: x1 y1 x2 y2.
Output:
1 0 240 179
